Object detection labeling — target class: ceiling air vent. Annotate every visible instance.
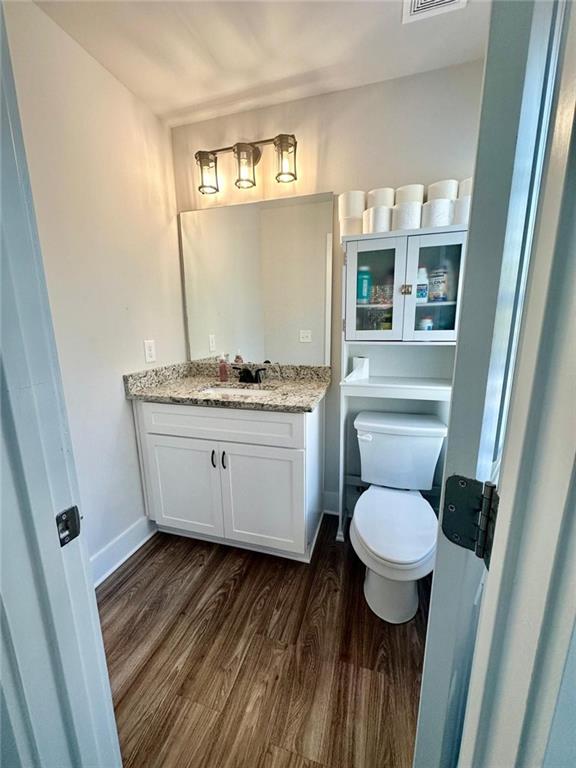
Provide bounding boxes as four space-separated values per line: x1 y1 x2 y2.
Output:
402 0 468 24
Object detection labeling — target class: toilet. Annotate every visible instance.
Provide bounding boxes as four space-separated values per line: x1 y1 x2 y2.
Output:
350 411 447 624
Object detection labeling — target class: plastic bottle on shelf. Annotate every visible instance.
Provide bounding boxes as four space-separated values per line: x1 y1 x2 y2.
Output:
428 267 448 302
416 267 429 304
419 317 434 331
357 266 372 304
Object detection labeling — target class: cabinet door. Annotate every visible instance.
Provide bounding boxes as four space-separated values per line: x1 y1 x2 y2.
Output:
345 236 408 341
404 231 467 341
145 434 224 536
219 442 306 554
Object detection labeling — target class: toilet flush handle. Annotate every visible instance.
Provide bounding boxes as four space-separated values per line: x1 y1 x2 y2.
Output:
357 432 373 441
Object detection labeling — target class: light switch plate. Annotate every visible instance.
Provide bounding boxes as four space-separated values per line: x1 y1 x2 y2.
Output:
143 339 156 363
209 334 216 352
299 330 312 343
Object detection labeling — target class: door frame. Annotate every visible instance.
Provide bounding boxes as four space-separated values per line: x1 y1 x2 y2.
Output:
1 10 121 765
414 1 571 766
458 6 576 765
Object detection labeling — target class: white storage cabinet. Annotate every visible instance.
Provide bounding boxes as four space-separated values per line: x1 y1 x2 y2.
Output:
344 227 467 342
134 401 324 561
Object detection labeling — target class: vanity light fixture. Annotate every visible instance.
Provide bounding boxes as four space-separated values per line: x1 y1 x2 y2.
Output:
274 133 297 183
195 134 297 194
195 150 219 194
233 142 260 189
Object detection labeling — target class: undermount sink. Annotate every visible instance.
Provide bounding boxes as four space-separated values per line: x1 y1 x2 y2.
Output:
201 387 272 398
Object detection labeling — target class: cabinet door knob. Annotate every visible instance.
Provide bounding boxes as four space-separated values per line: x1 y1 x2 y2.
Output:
211 450 217 468
221 451 227 469
401 284 413 295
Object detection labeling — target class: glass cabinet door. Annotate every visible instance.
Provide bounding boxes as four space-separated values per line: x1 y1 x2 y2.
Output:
404 232 467 341
345 237 407 340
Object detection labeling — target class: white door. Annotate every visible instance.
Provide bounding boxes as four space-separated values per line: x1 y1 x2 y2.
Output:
146 435 224 536
404 231 467 342
220 442 306 553
1 16 121 767
414 2 568 766
345 236 407 341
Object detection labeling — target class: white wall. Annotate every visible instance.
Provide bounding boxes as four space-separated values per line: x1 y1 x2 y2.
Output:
172 60 484 499
5 2 186 580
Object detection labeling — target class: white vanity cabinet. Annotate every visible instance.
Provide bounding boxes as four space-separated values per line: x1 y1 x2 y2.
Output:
133 401 324 560
344 227 467 342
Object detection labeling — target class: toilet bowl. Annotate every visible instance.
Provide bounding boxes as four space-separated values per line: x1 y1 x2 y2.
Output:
351 486 437 622
351 411 447 623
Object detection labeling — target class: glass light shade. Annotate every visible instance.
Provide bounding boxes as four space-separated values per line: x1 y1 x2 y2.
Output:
195 151 218 194
274 134 297 183
233 143 258 189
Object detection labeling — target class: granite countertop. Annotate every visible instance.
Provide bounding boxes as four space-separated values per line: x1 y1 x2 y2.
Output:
123 361 331 414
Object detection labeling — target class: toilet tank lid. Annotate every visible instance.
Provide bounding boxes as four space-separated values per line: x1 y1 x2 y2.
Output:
354 411 448 437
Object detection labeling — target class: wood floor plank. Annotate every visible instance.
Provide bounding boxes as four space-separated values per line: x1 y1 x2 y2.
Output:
181 553 284 710
139 696 220 768
198 634 291 768
102 539 221 703
265 558 315 646
270 648 337 765
97 534 207 644
116 548 254 767
324 662 415 768
296 518 346 663
96 533 166 604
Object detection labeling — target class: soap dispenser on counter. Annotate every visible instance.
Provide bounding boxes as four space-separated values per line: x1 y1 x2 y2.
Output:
218 354 230 382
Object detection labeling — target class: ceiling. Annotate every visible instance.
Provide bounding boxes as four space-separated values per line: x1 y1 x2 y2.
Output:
38 1 490 126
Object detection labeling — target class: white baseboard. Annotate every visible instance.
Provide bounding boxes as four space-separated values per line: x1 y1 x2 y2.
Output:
91 516 157 587
323 490 339 515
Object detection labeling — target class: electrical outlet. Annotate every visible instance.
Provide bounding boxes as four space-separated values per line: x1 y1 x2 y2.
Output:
143 339 156 363
209 334 216 352
299 330 312 343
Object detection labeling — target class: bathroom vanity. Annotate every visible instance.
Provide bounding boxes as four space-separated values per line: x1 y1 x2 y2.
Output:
125 192 333 560
126 363 329 561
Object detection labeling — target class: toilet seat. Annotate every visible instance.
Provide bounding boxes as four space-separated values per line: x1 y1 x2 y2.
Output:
351 486 438 579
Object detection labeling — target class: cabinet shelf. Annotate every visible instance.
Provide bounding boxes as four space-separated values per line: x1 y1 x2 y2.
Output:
356 303 393 310
340 375 452 401
416 301 457 308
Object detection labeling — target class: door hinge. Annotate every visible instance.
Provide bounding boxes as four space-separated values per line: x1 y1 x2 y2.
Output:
441 475 499 569
342 318 346 333
56 505 81 547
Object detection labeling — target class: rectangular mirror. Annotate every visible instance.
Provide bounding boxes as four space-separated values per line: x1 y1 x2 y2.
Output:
179 193 333 365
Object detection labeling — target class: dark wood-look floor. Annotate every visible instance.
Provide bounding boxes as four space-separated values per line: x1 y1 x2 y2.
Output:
97 517 430 768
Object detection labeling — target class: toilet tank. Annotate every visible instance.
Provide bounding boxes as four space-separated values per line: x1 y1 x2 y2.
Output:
354 411 447 490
